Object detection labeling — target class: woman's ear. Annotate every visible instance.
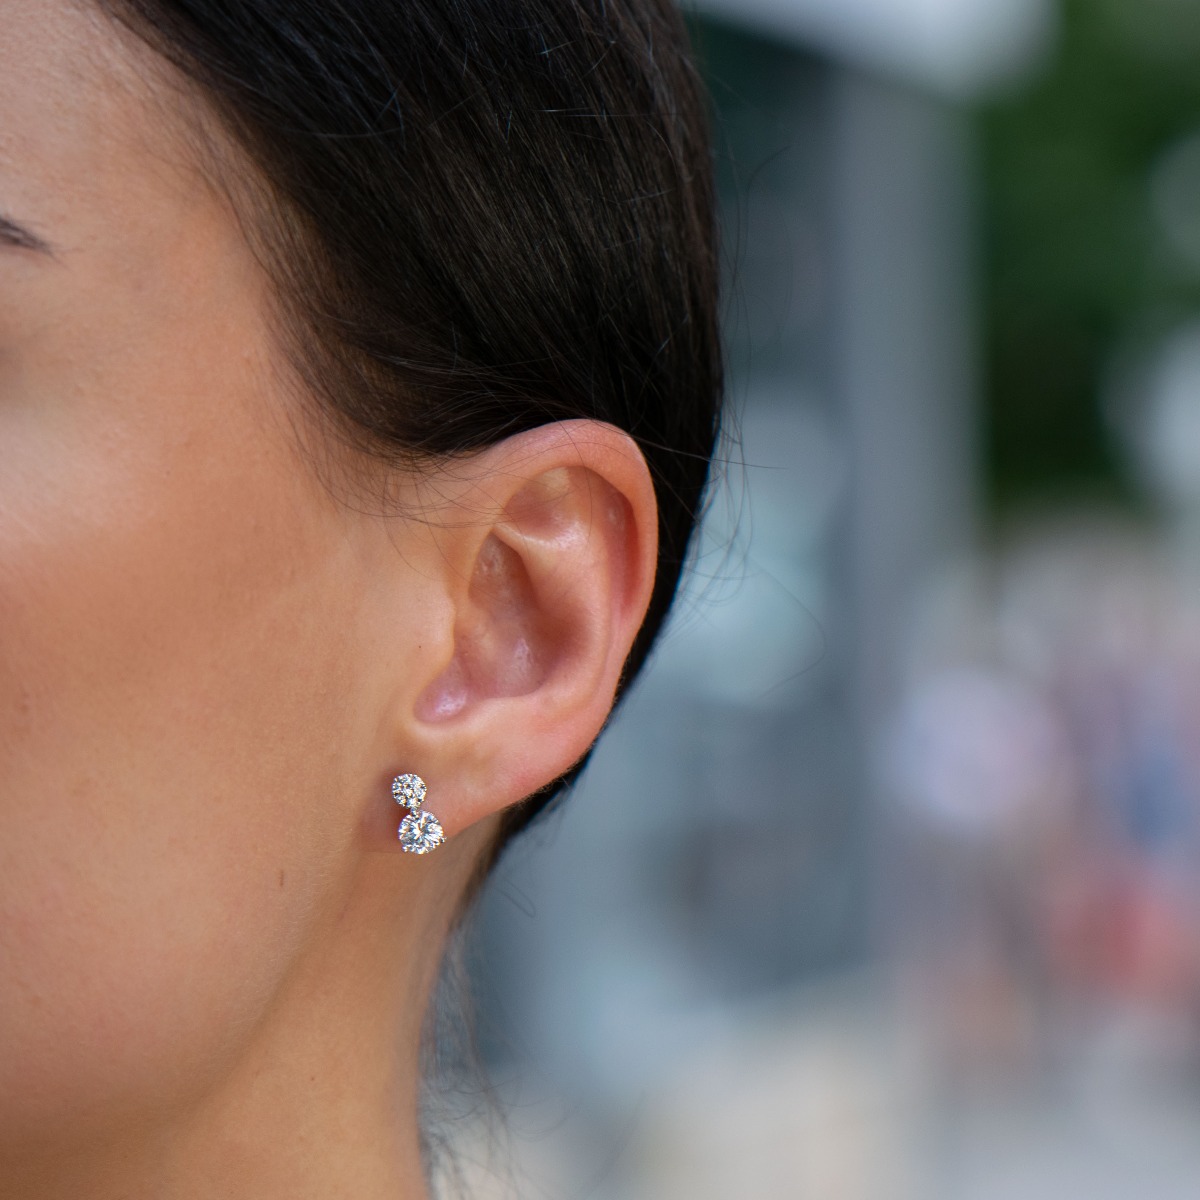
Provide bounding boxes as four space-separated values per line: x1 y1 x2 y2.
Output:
386 420 658 843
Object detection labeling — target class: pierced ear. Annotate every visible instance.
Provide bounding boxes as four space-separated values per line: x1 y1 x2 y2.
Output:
407 421 658 836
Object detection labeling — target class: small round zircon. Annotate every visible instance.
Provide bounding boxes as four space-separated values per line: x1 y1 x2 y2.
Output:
391 773 427 810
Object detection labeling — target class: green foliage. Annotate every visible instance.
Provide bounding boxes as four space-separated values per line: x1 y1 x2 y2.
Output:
982 0 1200 508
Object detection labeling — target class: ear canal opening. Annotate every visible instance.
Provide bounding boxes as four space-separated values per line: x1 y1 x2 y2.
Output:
415 534 557 723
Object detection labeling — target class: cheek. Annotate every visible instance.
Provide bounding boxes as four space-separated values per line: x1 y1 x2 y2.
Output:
0 375 375 1143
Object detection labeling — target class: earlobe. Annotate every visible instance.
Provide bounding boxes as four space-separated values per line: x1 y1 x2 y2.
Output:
403 421 657 834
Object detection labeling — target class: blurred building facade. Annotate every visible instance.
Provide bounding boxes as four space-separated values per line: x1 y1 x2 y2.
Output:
448 2 1200 1198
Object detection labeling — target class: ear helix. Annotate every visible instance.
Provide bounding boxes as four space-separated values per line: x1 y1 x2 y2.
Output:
391 773 445 854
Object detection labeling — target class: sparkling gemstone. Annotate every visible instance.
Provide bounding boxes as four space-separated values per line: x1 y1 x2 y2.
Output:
391 773 427 810
398 810 444 854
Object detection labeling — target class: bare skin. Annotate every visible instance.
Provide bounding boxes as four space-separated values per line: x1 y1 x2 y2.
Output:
0 3 658 1197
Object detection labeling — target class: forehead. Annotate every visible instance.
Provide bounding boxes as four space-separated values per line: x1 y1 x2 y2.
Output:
0 0 214 260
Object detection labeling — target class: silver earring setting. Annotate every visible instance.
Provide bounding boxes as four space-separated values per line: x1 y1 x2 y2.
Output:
392 773 445 854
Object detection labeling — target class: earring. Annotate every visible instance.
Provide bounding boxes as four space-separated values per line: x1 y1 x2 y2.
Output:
392 773 445 854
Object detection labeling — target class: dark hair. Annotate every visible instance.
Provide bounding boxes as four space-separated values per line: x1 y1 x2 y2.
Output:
99 0 722 869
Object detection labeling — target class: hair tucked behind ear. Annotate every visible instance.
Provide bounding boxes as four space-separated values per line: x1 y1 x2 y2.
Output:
99 0 722 869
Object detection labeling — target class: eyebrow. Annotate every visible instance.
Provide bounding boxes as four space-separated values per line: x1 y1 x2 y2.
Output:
0 213 53 255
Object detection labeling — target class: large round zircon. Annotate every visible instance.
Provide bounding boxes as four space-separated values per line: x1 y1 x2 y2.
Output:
399 811 444 854
391 773 427 810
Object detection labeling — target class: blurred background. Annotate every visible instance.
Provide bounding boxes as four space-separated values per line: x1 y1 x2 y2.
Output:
439 1 1200 1196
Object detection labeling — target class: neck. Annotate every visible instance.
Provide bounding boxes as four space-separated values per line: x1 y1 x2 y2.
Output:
3 843 479 1200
